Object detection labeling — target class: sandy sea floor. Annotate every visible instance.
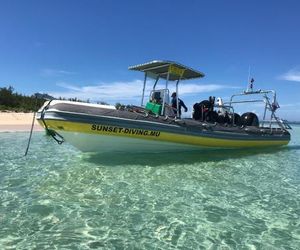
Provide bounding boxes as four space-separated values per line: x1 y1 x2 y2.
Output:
0 125 299 248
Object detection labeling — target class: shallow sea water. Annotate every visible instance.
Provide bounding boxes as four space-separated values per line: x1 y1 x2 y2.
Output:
0 126 300 249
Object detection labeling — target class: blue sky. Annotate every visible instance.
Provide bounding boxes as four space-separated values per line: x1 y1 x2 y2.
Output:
1 0 300 120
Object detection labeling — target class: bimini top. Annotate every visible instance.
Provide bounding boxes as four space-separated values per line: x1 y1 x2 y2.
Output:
128 60 205 81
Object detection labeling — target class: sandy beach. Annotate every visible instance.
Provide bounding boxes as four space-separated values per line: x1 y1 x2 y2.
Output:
0 112 43 132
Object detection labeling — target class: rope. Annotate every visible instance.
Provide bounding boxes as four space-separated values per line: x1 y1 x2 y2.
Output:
24 96 40 156
24 111 36 156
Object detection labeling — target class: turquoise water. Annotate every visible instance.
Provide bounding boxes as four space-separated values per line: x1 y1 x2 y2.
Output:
0 127 300 249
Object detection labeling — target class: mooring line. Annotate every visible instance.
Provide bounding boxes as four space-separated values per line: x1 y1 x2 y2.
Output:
24 111 36 156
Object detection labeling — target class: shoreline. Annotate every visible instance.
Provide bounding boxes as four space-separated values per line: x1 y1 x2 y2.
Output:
0 112 43 132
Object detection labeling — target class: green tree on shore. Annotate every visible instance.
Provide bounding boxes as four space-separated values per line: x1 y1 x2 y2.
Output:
0 86 47 112
0 85 113 112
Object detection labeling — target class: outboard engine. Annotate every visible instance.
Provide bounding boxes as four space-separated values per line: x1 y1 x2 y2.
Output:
241 112 259 127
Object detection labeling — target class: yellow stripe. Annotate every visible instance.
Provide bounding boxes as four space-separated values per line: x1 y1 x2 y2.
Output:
41 120 289 148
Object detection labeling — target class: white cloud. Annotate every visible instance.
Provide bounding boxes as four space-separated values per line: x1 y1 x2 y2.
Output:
41 68 76 77
48 80 238 104
278 68 300 82
179 83 238 95
49 80 144 103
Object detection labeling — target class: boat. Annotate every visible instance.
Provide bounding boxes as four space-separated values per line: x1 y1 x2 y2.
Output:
37 60 291 152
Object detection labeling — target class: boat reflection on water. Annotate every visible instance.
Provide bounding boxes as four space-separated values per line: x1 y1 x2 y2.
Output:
83 145 300 166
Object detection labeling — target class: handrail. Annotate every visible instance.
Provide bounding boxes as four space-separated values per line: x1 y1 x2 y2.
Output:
225 89 291 130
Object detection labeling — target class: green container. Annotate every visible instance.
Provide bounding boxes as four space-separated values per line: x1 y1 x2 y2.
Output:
145 102 162 115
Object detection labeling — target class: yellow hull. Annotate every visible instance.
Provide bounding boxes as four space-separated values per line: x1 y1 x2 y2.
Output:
39 119 289 149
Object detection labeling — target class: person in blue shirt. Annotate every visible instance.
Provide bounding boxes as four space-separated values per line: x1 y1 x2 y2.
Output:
171 92 188 117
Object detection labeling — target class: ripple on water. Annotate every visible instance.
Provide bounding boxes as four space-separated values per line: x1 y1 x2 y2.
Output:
0 129 300 249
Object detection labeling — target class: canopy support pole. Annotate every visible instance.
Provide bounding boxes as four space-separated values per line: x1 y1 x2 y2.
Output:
161 72 170 115
141 72 147 106
176 79 180 119
153 75 160 90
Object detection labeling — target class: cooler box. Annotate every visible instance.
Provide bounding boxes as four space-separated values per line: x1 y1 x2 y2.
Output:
145 102 162 115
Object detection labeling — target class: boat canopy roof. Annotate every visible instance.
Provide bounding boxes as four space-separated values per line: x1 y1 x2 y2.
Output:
128 60 205 81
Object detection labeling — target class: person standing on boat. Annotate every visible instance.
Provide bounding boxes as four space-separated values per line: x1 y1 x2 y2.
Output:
171 92 188 117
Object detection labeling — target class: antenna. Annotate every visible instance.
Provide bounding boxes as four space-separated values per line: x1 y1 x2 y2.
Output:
248 66 251 84
246 66 251 92
246 66 254 93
